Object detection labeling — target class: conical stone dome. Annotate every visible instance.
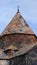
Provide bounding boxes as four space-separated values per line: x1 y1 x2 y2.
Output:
2 10 34 35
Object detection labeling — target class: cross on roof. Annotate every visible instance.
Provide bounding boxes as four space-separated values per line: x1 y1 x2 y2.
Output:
17 5 20 13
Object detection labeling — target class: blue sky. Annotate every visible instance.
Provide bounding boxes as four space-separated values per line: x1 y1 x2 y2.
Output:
0 0 37 36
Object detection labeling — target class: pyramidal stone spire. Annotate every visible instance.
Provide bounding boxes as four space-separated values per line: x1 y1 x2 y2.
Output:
1 7 34 35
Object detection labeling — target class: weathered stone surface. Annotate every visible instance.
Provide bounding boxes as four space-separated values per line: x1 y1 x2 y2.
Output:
1 12 34 35
0 60 9 65
9 45 37 65
0 34 37 49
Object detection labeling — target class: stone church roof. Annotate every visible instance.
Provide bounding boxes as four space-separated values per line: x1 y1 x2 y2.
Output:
2 9 34 36
0 9 37 60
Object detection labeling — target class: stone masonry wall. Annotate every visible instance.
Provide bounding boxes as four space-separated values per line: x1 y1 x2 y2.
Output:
0 34 37 49
9 45 37 65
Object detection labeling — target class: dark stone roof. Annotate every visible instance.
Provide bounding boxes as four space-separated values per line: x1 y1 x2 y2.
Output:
1 11 34 35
